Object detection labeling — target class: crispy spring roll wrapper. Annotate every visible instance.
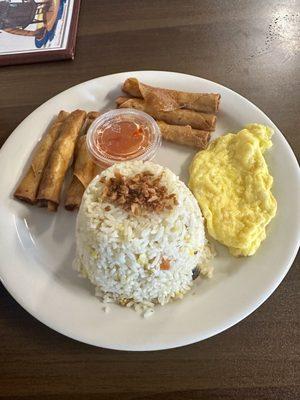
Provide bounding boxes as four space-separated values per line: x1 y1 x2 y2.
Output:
116 96 216 131
37 109 86 211
65 112 101 210
65 163 103 211
14 111 69 204
87 111 101 120
64 178 86 211
122 77 221 114
85 111 101 131
157 120 211 149
75 111 101 141
65 135 101 211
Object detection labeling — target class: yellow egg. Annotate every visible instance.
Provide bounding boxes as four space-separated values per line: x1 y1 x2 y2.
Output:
189 124 277 256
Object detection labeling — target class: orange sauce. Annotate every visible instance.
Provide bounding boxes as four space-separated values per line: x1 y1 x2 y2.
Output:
95 121 150 159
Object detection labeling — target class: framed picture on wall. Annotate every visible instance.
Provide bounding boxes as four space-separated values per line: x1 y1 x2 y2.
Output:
0 0 81 66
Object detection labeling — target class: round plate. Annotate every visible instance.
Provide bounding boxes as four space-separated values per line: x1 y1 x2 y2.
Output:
0 71 299 351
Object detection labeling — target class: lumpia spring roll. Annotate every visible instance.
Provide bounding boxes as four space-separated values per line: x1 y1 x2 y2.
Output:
65 164 103 211
14 110 69 204
37 109 86 211
64 112 101 210
157 120 211 149
64 178 86 211
85 111 101 131
87 111 101 120
65 135 99 211
116 97 216 131
122 77 221 114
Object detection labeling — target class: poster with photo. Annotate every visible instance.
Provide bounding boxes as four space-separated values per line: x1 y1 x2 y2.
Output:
0 0 81 66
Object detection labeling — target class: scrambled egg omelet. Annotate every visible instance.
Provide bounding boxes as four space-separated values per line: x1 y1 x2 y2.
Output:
189 124 277 256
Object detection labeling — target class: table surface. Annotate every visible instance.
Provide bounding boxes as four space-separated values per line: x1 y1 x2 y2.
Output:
0 1 299 399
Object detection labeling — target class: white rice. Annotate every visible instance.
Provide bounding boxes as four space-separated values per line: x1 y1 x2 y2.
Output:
74 161 213 315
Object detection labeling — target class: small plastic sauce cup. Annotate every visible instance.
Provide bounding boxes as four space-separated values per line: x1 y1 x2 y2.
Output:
86 109 161 168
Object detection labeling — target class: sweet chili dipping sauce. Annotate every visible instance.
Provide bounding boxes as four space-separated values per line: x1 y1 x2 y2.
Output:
87 109 161 168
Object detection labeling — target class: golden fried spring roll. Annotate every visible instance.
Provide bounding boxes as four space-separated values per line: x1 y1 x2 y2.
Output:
37 109 86 211
64 112 101 210
122 77 221 114
14 110 69 204
157 121 210 149
87 111 101 120
85 111 101 131
65 163 103 211
65 178 86 211
65 136 99 211
116 97 216 131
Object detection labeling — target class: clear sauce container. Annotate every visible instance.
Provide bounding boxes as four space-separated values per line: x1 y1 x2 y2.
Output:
86 109 161 168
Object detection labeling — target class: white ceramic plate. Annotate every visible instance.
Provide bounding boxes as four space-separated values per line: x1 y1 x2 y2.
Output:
0 71 299 351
